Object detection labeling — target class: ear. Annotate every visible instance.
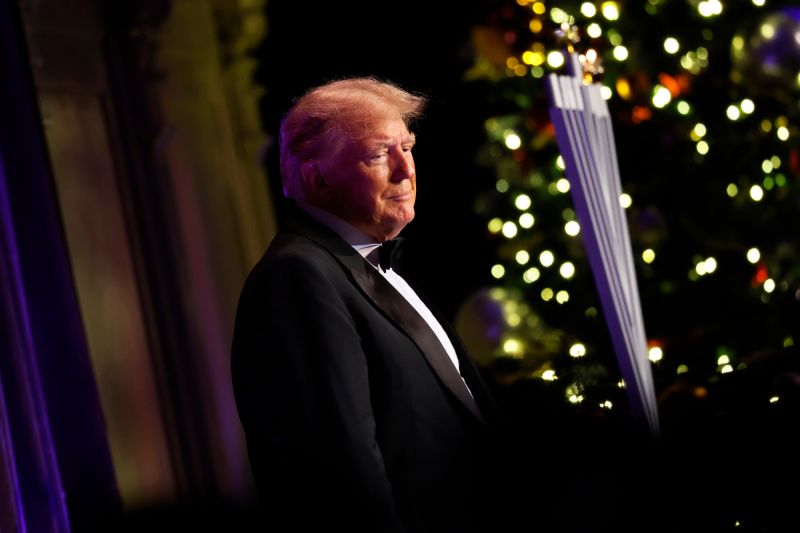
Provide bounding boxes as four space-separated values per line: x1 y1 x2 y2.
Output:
300 160 327 193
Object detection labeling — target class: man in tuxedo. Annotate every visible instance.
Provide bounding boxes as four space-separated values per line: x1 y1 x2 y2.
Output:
231 77 507 532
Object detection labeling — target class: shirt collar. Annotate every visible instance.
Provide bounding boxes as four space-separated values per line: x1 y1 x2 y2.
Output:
297 202 381 260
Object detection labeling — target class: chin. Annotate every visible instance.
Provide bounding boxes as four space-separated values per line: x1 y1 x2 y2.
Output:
382 216 413 239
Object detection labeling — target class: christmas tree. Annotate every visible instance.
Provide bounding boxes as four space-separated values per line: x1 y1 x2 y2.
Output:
456 1 800 529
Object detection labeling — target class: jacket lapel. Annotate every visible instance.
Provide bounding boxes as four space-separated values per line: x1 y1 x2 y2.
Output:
285 207 485 424
347 262 485 424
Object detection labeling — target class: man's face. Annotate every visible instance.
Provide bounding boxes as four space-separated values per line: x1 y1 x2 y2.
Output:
317 115 417 242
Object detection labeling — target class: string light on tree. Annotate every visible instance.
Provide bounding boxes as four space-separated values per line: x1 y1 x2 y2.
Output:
466 1 800 477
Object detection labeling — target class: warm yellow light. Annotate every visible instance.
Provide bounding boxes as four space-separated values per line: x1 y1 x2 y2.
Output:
771 155 781 169
529 51 545 66
676 364 689 374
732 35 745 50
564 221 581 236
519 213 535 229
704 257 717 273
587 22 602 38
503 338 524 357
664 37 680 54
529 19 543 33
556 178 571 193
695 261 706 276
570 343 587 358
523 267 541 283
752 0 765 6
539 250 555 267
532 2 546 15
542 369 557 381
696 140 709 155
491 264 505 279
648 346 663 362
617 380 625 388
764 278 776 293
680 53 695 72
601 1 620 20
559 262 576 278
717 354 730 365
741 99 755 114
749 185 764 201
615 77 631 100
677 101 691 115
760 23 775 39
693 123 707 138
777 126 789 141
502 221 518 238
642 249 656 263
599 400 613 409
488 218 503 233
746 247 760 263
720 364 734 374
496 179 509 193
581 2 597 17
504 131 522 149
600 86 613 100
547 51 565 68
652 85 672 108
769 395 779 403
507 313 521 326
726 105 741 121
522 51 535 65
540 287 554 301
515 194 532 210
556 290 569 304
762 159 773 173
549 7 568 22
698 0 723 17
619 193 632 208
515 250 530 265
556 155 566 170
613 45 629 61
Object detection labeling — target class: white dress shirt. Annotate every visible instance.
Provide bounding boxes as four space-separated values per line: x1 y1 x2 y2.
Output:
298 203 470 392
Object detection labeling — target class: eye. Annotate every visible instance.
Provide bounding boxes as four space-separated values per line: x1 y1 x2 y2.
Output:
369 152 387 161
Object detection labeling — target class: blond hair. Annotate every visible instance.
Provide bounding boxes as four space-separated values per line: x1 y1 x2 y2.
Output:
279 77 427 198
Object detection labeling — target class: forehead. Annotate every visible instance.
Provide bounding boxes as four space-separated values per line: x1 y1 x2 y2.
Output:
320 106 416 160
347 116 414 144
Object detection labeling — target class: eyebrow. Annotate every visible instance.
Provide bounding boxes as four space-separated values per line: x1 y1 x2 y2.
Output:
368 133 417 147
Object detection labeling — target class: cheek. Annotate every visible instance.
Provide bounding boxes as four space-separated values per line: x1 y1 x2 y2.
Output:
345 184 381 212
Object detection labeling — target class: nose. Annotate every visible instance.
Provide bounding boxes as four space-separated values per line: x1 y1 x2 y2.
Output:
390 147 415 182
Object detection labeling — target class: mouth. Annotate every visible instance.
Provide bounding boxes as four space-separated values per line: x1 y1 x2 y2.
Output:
387 192 412 201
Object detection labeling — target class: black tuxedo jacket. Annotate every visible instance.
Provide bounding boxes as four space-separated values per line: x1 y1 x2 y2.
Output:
231 205 505 532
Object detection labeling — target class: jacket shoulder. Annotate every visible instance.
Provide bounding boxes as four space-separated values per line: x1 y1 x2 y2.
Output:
244 229 346 290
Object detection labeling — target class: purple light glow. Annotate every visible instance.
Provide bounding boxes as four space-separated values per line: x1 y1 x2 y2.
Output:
0 152 71 532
